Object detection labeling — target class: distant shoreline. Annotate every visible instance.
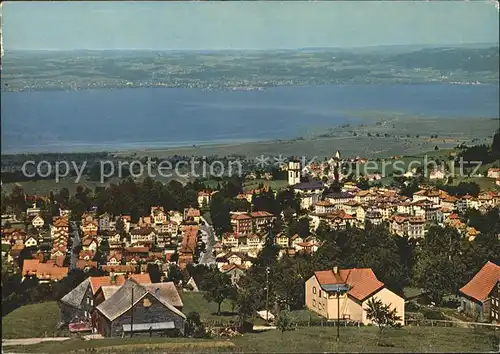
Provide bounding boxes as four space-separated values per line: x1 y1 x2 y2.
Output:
2 116 497 159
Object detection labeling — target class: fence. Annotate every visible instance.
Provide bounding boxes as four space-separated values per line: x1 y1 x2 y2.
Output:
296 319 362 328
405 318 500 329
205 317 500 331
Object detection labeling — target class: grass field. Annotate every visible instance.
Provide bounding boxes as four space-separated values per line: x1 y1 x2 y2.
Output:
1 174 186 196
3 300 499 352
243 179 289 192
4 326 499 353
2 301 67 339
113 117 496 161
3 337 236 353
181 292 239 324
1 294 320 341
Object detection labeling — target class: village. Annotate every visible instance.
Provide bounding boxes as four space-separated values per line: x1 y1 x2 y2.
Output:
1 147 499 350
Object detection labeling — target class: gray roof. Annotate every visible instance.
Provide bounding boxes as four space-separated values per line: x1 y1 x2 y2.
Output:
144 282 183 308
186 277 199 291
100 285 121 300
60 278 90 308
96 279 186 321
293 181 324 190
325 192 354 199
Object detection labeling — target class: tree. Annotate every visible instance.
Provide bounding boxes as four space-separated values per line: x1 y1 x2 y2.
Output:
365 297 401 346
413 226 465 304
202 270 235 315
492 129 500 159
357 177 370 190
313 240 341 270
185 312 207 338
115 217 125 236
166 264 184 285
147 263 163 283
235 287 261 329
297 217 310 238
276 309 295 339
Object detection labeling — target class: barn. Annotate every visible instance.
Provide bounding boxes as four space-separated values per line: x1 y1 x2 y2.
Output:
94 278 186 337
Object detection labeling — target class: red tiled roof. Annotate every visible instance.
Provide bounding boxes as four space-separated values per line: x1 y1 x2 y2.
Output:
76 259 98 270
131 226 155 235
88 274 151 294
459 261 500 302
314 268 385 301
231 214 251 220
124 247 149 254
186 208 200 217
250 211 273 218
221 263 247 272
22 259 68 281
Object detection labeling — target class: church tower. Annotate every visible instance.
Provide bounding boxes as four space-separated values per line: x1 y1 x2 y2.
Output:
287 160 301 186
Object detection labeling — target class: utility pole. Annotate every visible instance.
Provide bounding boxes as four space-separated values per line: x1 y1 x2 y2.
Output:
130 287 134 338
265 266 270 322
336 290 340 342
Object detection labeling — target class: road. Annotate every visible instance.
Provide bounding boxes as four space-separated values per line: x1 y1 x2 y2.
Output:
198 216 217 266
69 221 81 270
3 337 71 347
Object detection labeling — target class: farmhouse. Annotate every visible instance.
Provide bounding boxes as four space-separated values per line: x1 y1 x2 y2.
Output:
94 278 186 337
59 278 94 326
459 261 500 322
305 266 404 325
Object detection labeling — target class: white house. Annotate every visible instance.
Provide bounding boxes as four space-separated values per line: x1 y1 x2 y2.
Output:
99 213 112 231
31 215 45 229
151 206 167 225
24 236 38 248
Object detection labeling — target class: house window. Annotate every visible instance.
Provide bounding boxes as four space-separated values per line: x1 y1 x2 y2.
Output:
313 287 316 294
313 299 316 307
90 299 93 306
319 290 322 298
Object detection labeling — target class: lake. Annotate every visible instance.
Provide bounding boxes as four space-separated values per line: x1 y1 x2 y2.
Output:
1 84 499 154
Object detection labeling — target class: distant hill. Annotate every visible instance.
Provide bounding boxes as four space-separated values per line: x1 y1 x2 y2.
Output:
385 46 499 72
2 45 498 91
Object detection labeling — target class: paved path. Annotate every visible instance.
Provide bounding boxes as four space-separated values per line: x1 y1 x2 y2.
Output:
69 221 81 270
252 325 276 331
3 337 71 346
198 216 217 265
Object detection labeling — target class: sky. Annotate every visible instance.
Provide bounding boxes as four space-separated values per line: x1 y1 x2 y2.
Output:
2 1 499 51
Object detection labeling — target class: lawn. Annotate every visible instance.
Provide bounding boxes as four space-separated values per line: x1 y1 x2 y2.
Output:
3 337 236 353
4 326 499 353
2 301 68 339
230 325 500 353
181 292 239 324
242 179 289 192
403 287 426 300
181 292 322 326
447 176 500 192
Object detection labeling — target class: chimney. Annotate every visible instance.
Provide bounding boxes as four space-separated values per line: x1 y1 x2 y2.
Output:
333 266 338 274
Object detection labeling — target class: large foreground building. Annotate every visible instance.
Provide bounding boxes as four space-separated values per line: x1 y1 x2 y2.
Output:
305 266 405 325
